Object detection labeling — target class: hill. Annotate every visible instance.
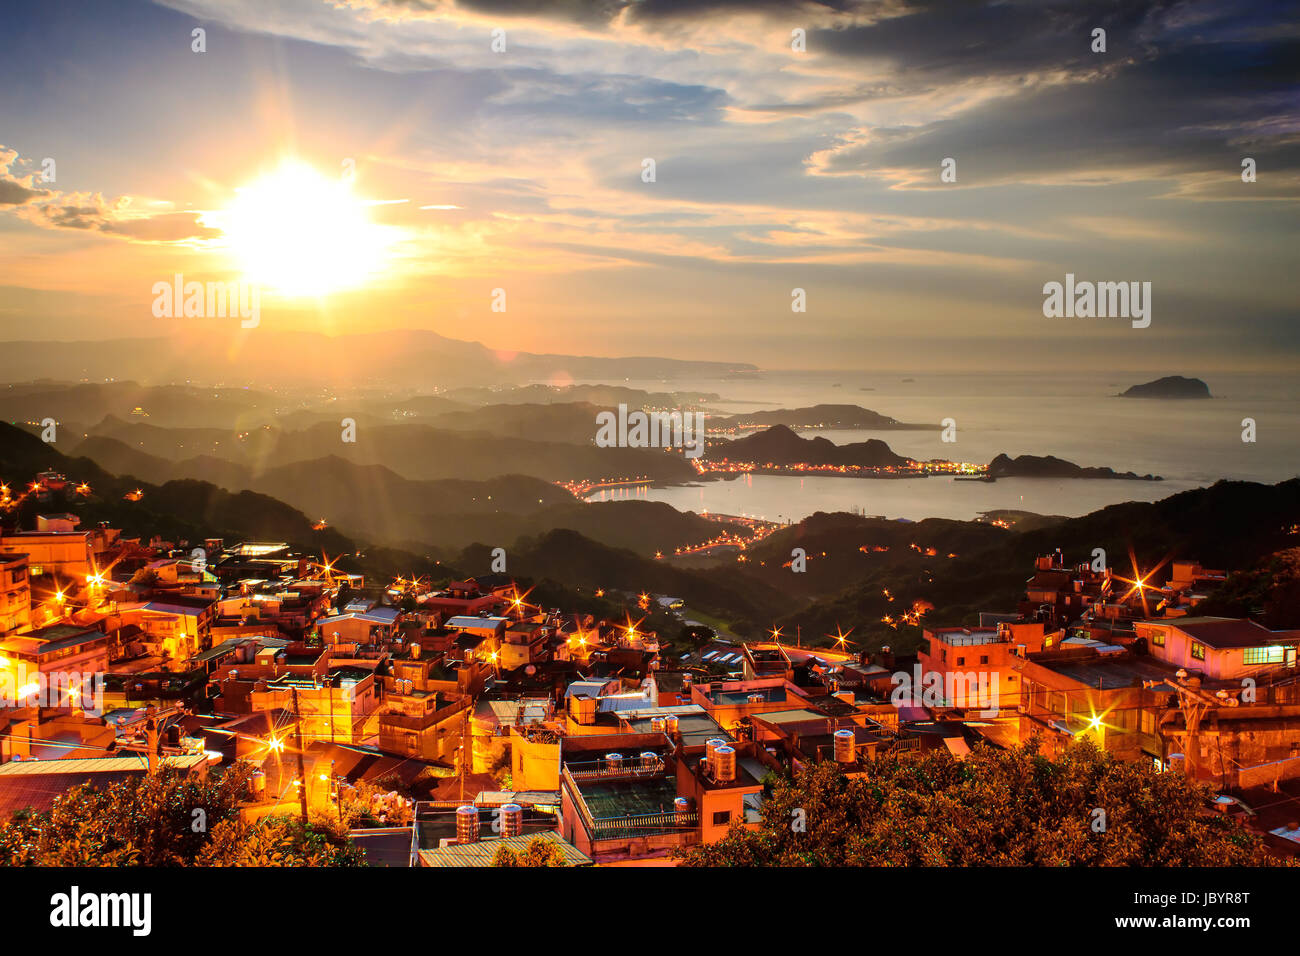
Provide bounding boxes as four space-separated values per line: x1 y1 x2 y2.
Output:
708 425 909 468
1119 376 1212 399
710 404 937 431
987 453 1161 481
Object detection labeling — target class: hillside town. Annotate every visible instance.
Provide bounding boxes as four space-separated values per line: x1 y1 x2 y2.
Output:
4 474 1300 866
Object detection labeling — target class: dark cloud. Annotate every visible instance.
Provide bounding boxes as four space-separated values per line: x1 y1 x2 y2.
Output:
810 6 1300 193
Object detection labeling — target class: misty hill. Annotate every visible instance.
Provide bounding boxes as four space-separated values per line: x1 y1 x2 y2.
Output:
68 434 732 554
1119 376 1212 399
0 382 278 429
0 422 350 551
73 418 697 484
425 402 608 444
443 384 717 408
711 404 937 431
987 453 1161 481
708 425 909 468
0 330 756 390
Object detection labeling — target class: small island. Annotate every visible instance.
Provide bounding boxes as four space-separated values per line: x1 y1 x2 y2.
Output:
1119 376 1212 399
987 453 1162 481
709 424 909 468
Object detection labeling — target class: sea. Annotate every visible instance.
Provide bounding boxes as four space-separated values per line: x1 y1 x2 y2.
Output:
580 370 1299 523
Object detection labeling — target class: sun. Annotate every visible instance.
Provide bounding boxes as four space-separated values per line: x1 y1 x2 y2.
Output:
218 159 392 297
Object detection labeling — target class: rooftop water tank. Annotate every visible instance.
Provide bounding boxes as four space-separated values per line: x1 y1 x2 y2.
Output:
499 803 523 838
714 745 737 783
834 728 856 764
674 796 692 826
456 804 481 844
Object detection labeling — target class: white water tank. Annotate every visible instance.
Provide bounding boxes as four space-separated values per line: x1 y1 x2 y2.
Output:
456 804 480 844
834 728 856 764
674 796 692 826
499 803 523 838
714 745 737 783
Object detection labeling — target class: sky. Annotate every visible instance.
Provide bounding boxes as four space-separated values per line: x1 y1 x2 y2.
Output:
0 0 1297 371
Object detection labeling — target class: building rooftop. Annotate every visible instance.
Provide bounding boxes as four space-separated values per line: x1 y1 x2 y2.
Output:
418 830 591 867
1035 653 1182 691
1151 617 1290 650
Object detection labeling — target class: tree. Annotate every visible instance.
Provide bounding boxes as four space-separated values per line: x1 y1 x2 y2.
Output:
197 815 365 867
491 837 568 867
675 739 1277 866
0 763 254 866
0 763 363 867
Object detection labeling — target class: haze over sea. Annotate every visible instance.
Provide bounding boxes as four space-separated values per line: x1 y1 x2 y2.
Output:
583 370 1299 523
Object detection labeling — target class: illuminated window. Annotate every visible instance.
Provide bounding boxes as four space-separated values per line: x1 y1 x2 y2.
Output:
1243 646 1284 666
1191 641 1205 661
1150 631 1165 647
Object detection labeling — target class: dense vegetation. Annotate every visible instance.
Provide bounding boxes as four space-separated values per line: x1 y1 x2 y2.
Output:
676 740 1277 866
0 764 363 867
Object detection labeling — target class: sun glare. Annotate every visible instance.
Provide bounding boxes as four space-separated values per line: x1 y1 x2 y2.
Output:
219 159 392 297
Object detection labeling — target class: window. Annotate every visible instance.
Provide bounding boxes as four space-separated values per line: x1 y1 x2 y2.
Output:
956 657 965 666
980 655 989 665
1150 631 1165 647
1191 641 1205 661
1244 646 1284 666
712 810 731 826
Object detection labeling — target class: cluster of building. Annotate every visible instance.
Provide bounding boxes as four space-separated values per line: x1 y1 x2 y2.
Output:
917 550 1300 853
2 496 1299 863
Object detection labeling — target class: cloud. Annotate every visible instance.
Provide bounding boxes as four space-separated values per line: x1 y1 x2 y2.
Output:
0 147 219 241
0 147 55 206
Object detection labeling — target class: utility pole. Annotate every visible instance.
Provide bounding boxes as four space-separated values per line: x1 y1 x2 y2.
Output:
1151 672 1217 782
291 686 309 825
144 706 159 776
458 703 469 803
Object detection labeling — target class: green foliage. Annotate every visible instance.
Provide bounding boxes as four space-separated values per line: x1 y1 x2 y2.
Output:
0 763 363 867
490 837 568 867
197 815 366 867
1197 547 1300 628
675 740 1276 866
0 764 253 866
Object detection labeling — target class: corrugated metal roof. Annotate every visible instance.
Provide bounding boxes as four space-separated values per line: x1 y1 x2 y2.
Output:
417 830 591 867
0 754 208 776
